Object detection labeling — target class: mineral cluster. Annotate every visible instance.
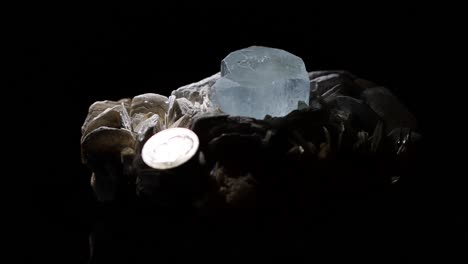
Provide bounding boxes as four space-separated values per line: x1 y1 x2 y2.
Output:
81 46 420 206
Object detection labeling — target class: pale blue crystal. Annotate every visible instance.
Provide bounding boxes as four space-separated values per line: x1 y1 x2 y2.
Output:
211 46 310 119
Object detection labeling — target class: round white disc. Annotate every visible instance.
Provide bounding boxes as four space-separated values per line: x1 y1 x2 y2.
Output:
141 127 199 170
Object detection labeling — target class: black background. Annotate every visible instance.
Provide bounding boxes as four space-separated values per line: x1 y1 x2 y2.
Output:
12 4 463 263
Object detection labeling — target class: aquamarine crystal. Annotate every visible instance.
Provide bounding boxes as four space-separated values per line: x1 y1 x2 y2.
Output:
211 46 310 119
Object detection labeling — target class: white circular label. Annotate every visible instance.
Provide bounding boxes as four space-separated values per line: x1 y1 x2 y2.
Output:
141 127 199 170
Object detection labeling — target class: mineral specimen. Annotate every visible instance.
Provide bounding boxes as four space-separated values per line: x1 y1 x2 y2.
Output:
81 57 422 262
81 60 421 205
210 46 310 119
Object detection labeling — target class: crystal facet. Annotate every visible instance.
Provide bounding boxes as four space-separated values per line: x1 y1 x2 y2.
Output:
211 46 310 119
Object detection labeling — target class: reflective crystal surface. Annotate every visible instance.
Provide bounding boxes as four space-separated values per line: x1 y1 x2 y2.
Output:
211 46 310 119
